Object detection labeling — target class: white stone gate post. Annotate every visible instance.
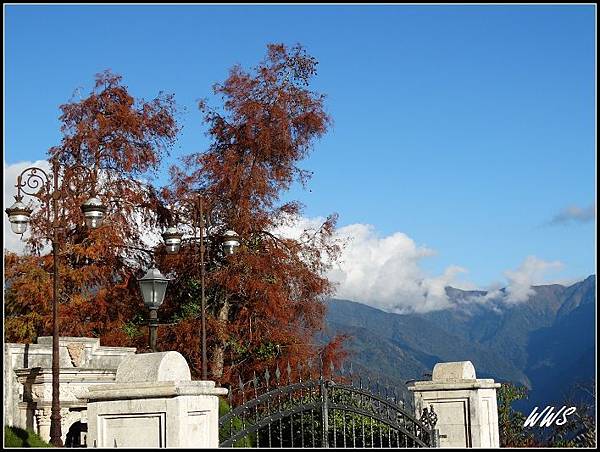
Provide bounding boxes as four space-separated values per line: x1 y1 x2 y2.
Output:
82 351 227 448
408 361 501 448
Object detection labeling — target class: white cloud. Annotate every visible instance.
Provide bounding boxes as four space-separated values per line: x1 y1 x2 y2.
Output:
328 224 466 313
472 256 566 305
501 255 565 303
272 214 329 242
4 160 50 255
549 203 595 225
273 216 469 313
274 216 572 312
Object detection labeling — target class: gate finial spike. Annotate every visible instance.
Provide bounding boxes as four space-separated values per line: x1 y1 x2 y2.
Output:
286 360 292 383
318 354 324 379
264 368 270 388
238 375 244 393
275 363 281 384
297 362 303 382
426 404 438 428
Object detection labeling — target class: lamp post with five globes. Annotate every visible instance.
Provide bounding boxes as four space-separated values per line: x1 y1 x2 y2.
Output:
5 159 107 447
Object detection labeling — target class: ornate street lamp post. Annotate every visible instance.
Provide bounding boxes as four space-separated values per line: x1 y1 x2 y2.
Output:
138 266 170 352
5 159 105 447
162 196 239 380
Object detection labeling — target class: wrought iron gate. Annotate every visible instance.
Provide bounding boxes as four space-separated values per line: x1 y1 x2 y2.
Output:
219 362 438 448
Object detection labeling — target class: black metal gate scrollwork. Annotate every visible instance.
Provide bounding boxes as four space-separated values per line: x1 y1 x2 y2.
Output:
219 361 438 448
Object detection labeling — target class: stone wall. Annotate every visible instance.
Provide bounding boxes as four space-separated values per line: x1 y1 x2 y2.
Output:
5 339 500 449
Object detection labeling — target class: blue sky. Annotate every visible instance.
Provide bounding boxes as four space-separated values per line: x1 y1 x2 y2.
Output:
4 5 596 295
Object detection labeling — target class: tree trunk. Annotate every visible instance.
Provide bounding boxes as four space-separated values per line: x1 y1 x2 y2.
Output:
210 299 230 380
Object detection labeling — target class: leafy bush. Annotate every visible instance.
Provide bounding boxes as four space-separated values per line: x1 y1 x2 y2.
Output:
498 381 597 448
544 381 596 448
497 383 538 447
219 397 256 447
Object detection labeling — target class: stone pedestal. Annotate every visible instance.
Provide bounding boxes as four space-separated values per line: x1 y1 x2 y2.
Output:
409 361 501 448
83 351 227 448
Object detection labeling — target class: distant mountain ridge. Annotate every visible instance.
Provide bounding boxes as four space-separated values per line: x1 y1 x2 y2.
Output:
324 275 595 411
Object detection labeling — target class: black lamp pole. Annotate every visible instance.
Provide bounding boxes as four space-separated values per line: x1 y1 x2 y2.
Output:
199 197 208 380
149 308 159 352
49 166 62 447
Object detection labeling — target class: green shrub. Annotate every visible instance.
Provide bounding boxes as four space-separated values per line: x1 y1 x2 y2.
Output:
4 426 51 448
219 397 256 447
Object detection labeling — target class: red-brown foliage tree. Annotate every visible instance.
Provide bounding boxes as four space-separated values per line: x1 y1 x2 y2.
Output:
158 43 346 385
5 45 346 387
4 70 178 347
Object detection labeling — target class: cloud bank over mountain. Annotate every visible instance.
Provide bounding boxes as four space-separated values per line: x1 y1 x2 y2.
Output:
272 214 465 312
274 215 568 313
499 256 565 303
328 223 465 313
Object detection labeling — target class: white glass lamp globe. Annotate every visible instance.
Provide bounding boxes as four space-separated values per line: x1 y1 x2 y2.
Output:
81 197 107 229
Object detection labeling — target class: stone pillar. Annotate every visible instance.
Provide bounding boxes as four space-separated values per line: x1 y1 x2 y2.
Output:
408 361 501 448
83 351 227 448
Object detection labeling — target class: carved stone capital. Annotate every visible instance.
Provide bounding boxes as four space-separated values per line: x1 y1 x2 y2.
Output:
35 407 51 426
